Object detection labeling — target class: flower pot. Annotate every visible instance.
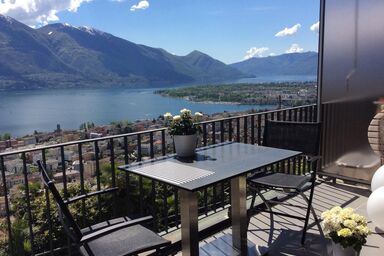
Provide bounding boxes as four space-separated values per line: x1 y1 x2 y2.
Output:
332 242 359 256
173 134 197 158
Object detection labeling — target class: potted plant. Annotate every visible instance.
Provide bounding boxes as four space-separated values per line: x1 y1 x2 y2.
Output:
164 108 203 157
321 206 370 256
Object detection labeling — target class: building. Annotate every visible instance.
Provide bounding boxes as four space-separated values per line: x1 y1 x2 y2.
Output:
53 169 80 183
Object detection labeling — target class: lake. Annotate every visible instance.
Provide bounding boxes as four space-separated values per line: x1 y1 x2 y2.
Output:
0 88 273 137
0 76 316 137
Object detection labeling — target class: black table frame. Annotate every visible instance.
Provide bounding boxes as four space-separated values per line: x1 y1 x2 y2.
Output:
118 142 301 256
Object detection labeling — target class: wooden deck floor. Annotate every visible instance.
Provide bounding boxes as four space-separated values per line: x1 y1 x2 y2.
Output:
175 180 382 256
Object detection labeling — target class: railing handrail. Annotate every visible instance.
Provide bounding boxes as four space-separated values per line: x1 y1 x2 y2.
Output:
0 104 316 157
0 127 167 157
199 104 315 124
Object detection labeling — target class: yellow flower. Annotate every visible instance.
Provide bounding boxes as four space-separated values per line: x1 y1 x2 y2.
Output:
194 112 203 121
180 108 191 115
164 112 173 119
321 210 331 220
356 225 370 236
340 207 354 219
173 115 181 122
343 219 357 229
330 206 342 214
322 206 369 244
351 213 367 224
337 228 352 237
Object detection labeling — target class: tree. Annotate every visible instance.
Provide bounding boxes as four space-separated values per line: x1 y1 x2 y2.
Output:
110 120 133 134
79 121 95 131
0 133 11 141
10 181 112 254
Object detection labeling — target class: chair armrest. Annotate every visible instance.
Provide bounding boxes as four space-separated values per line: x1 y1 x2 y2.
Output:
305 155 322 162
247 169 268 180
80 215 153 243
65 187 119 204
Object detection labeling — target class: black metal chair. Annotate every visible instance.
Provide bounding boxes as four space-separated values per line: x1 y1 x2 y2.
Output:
247 120 323 245
37 160 171 256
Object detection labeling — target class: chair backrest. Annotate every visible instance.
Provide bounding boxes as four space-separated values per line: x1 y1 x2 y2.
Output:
262 120 321 156
37 160 83 243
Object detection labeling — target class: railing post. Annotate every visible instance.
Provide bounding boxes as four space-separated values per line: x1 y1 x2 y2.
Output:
174 189 179 227
1 156 13 255
109 138 116 187
137 134 142 161
124 136 129 165
161 130 166 156
60 146 68 198
78 144 87 226
244 116 248 144
149 132 154 158
42 148 54 255
151 180 157 231
94 141 102 216
162 183 168 232
22 152 35 255
203 123 207 146
220 120 225 142
257 115 262 145
294 108 298 121
251 115 255 144
229 119 233 141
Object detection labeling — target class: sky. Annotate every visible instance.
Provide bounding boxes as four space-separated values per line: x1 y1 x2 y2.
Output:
0 0 320 64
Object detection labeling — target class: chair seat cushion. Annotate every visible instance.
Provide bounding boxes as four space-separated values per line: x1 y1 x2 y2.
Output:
80 224 170 256
248 172 311 189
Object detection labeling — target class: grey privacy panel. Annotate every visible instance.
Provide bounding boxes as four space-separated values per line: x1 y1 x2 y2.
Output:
321 0 384 103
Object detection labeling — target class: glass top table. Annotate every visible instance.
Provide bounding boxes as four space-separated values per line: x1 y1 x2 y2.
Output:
118 142 301 255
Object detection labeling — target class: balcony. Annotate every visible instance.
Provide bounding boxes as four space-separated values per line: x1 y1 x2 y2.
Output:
179 180 381 256
1 104 383 256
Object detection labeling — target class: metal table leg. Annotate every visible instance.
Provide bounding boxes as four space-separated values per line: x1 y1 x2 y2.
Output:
180 189 199 256
231 175 248 255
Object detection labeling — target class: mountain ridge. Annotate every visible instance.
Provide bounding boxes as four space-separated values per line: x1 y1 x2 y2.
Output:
0 15 318 90
230 52 318 76
0 15 245 90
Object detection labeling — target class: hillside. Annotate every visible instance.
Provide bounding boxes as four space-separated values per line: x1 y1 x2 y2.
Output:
0 15 86 89
0 15 245 90
230 52 318 76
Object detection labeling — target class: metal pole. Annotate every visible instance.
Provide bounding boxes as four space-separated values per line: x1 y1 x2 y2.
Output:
231 175 248 255
180 189 199 256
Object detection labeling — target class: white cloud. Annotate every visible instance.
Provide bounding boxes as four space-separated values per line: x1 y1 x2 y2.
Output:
269 53 276 57
310 21 319 33
0 0 92 27
275 23 301 37
130 0 149 11
285 43 304 53
244 47 269 60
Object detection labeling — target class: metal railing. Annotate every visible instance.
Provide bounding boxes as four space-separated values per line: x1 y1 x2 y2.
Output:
0 104 317 255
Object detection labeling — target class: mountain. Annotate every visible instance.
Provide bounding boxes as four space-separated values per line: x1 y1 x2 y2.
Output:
230 52 318 77
37 23 195 86
179 50 245 82
0 15 86 89
0 15 246 90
